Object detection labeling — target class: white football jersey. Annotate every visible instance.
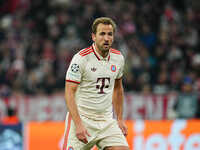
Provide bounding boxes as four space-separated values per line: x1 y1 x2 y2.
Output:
65 44 124 120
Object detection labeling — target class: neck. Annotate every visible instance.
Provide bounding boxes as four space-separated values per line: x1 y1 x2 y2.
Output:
94 44 109 58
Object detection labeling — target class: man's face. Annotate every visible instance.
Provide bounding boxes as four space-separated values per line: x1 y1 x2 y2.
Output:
92 23 114 52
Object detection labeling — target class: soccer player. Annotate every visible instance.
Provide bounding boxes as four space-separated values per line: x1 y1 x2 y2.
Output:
63 17 129 150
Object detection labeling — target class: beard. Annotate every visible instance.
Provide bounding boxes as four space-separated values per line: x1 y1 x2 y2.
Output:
97 43 111 52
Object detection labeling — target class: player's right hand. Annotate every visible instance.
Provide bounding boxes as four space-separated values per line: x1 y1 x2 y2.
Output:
76 123 91 144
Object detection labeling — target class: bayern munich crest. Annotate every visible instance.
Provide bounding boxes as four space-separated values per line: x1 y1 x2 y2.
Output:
71 64 79 72
111 65 116 72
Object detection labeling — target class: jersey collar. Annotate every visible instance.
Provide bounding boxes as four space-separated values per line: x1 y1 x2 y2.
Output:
92 43 110 61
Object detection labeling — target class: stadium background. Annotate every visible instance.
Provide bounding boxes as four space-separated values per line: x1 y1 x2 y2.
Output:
0 0 200 149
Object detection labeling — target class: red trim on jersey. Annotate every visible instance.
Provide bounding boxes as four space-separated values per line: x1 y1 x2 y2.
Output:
108 55 110 61
79 47 93 55
110 48 121 55
80 48 93 53
92 44 111 61
93 48 101 60
110 48 120 53
81 50 94 56
66 80 80 84
62 114 72 150
79 47 91 54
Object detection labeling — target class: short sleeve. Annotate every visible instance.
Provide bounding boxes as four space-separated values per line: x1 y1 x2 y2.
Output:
116 55 125 79
65 54 83 83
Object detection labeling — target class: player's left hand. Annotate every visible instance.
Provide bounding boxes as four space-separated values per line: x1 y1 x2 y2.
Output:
118 120 128 137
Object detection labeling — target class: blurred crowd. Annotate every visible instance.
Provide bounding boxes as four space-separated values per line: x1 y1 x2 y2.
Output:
0 0 200 97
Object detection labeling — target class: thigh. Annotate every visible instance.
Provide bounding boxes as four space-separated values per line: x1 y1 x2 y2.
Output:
63 113 85 150
97 119 129 149
63 114 99 150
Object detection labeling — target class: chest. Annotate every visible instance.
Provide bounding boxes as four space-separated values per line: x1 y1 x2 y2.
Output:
83 60 120 82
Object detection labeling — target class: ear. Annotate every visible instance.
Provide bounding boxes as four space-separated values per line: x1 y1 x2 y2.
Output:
92 33 96 42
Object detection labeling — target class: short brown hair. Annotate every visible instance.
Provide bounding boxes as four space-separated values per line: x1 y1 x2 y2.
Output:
92 17 116 34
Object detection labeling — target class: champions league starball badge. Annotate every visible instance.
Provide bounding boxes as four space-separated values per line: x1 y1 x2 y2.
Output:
71 64 79 72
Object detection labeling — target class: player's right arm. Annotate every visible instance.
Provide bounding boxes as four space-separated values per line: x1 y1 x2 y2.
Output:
65 53 90 144
65 81 90 144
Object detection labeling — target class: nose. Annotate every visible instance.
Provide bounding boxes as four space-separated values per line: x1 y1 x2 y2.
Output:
104 35 110 41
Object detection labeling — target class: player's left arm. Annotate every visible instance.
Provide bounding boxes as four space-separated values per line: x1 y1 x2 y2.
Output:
113 77 128 136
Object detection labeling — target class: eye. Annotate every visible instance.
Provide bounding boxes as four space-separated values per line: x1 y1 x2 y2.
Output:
108 32 113 36
99 32 105 35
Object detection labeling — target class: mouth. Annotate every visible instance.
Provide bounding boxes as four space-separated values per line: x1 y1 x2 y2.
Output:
103 43 109 46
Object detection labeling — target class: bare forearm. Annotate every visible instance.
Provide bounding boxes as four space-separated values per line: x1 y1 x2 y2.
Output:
113 89 124 120
66 95 82 125
65 83 82 127
113 78 124 121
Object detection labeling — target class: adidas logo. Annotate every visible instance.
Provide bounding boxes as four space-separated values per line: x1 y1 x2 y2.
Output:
91 67 97 72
